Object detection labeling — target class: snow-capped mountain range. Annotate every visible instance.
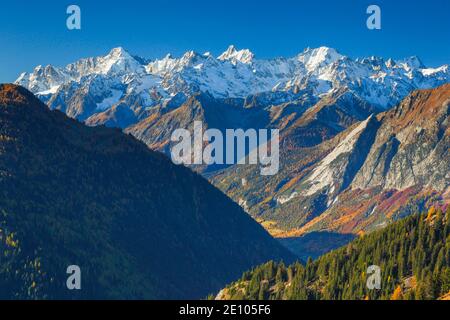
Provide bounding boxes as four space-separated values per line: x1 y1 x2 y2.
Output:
15 45 450 124
11 46 450 240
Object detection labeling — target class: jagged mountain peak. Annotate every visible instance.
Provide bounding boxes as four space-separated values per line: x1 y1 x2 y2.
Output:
298 46 344 71
88 47 145 75
385 58 396 68
105 46 133 59
218 45 254 64
181 50 199 60
397 55 425 70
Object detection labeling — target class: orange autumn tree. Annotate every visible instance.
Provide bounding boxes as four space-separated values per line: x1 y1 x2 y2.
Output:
426 206 436 221
391 286 403 300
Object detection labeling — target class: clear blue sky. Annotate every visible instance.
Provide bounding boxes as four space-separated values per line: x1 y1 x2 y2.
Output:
0 0 449 83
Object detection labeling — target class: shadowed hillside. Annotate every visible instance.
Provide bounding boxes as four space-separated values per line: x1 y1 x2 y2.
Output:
0 84 295 299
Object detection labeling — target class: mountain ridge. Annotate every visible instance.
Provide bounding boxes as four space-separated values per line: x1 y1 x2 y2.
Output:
15 46 450 127
211 84 449 236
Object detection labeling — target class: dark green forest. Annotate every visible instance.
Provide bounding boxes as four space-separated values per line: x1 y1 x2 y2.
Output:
220 206 450 300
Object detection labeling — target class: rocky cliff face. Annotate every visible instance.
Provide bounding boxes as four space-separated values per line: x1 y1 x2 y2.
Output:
352 86 450 191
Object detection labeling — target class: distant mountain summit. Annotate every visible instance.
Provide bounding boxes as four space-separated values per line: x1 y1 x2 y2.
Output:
0 84 294 299
218 45 255 64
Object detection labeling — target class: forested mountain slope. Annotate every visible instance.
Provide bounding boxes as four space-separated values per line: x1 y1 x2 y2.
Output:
0 84 294 299
217 207 450 300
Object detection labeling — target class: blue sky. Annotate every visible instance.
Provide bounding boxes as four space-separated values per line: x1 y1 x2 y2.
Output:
0 0 449 83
